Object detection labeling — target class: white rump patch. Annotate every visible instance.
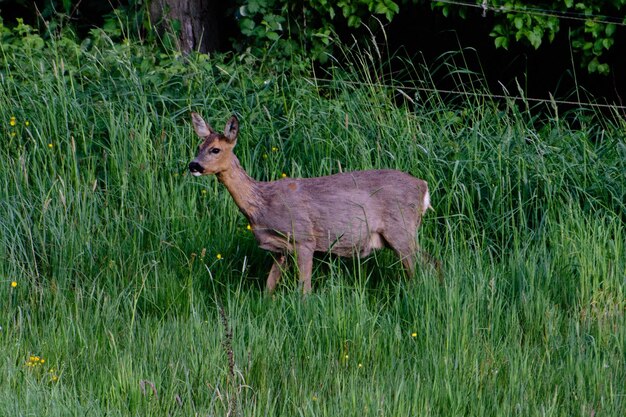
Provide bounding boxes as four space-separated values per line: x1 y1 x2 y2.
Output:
191 172 202 177
423 189 432 214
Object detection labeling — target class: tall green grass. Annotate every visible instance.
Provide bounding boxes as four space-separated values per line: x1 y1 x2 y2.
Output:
1 28 624 416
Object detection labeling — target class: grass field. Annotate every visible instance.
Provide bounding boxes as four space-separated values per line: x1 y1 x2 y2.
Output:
1 29 625 416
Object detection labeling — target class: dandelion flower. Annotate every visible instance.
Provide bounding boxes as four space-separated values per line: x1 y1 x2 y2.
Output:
272 146 278 152
411 332 417 338
11 281 17 288
281 173 287 178
358 363 363 368
48 143 53 148
246 224 252 231
216 253 222 260
25 120 30 126
10 116 16 126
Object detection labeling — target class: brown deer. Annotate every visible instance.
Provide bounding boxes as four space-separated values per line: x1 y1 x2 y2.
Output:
189 113 436 294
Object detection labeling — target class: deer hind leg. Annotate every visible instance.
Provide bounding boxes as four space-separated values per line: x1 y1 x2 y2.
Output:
400 252 417 277
395 249 417 278
418 248 444 284
387 237 443 282
383 231 417 278
295 245 314 295
266 254 287 293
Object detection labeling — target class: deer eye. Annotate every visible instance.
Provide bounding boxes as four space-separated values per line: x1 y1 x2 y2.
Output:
210 148 221 154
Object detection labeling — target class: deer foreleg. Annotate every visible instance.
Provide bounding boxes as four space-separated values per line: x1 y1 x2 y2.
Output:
295 246 314 295
266 254 287 293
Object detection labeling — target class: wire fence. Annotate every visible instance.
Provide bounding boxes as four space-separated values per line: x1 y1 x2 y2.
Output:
331 1 626 112
308 77 626 112
432 0 626 26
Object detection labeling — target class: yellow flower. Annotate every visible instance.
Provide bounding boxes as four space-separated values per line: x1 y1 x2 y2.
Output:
281 173 287 178
262 153 268 159
411 332 417 338
358 363 363 368
272 146 278 152
246 224 252 231
25 120 30 126
11 281 17 288
201 189 207 195
10 116 16 126
48 143 53 148
216 253 222 260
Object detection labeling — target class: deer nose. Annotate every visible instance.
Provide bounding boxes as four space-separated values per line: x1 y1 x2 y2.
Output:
189 161 204 175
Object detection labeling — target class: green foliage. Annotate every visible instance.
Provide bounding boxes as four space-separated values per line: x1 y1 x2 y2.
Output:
431 0 626 75
236 0 624 73
21 1 151 44
5 1 622 75
0 17 46 51
236 0 400 61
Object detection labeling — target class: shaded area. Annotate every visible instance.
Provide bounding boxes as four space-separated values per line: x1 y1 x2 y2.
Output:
385 7 625 106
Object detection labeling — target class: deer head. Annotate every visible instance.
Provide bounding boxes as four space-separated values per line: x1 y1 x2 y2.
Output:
188 113 239 176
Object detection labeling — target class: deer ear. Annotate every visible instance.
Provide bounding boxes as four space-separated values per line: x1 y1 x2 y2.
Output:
191 112 214 137
223 115 239 143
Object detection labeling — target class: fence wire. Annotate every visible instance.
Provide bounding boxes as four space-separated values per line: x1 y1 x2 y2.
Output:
433 0 626 26
308 77 626 112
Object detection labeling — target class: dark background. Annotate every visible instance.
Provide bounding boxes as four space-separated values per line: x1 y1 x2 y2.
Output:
386 7 625 107
2 1 624 106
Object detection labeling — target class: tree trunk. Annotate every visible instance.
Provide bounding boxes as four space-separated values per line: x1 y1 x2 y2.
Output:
149 0 220 53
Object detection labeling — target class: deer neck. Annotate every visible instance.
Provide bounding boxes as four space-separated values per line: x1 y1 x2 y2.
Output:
216 156 263 220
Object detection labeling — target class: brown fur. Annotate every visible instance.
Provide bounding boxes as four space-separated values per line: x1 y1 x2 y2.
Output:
189 113 436 294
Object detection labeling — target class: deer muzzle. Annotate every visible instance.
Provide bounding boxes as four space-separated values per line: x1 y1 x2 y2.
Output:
188 161 204 176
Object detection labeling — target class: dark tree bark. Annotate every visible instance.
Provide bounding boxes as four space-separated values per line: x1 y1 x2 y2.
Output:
149 0 221 53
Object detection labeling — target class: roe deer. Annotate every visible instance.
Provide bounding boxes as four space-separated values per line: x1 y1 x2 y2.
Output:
189 113 436 294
